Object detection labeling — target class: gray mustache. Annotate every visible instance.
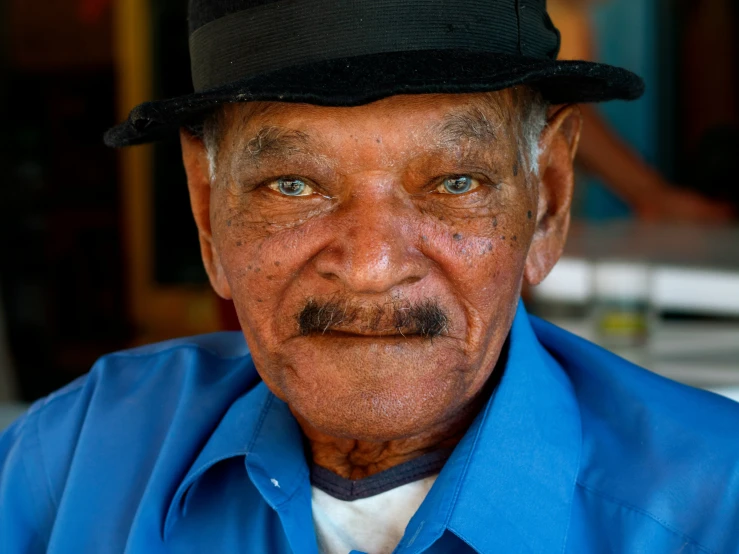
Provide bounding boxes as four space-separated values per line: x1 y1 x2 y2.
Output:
297 298 450 338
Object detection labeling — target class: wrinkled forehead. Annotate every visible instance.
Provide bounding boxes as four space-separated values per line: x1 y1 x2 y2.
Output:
215 91 520 158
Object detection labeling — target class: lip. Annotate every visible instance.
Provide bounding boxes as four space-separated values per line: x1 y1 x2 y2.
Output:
304 329 423 339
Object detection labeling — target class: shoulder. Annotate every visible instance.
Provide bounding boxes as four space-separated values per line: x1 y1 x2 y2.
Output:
112 331 251 360
73 331 255 403
530 316 739 447
0 332 260 526
531 316 739 552
18 331 256 435
17 330 258 441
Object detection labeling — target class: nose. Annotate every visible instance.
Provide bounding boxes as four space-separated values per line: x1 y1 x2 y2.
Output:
313 193 428 295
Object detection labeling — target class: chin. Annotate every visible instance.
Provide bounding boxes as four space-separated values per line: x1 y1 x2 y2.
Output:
295 391 450 442
279 357 468 442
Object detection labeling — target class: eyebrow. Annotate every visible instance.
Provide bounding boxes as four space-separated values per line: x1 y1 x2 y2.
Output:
238 104 501 166
242 125 313 164
434 105 501 147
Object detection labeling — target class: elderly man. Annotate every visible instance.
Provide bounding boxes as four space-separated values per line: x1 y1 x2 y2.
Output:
2 1 738 553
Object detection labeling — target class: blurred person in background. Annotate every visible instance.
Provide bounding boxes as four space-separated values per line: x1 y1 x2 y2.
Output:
549 0 735 222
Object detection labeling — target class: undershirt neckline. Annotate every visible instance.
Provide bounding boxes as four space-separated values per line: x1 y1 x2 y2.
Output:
310 448 453 501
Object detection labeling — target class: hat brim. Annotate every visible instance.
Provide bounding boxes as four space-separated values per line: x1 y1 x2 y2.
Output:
104 50 644 148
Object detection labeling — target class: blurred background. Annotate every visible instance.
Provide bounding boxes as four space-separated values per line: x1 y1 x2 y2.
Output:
0 0 737 418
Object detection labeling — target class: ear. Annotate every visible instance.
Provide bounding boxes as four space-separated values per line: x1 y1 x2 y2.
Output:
180 129 232 300
524 104 582 286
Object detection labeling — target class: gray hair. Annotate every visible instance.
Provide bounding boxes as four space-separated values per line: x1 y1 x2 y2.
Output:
203 114 222 182
184 113 222 181
193 86 548 182
511 86 549 178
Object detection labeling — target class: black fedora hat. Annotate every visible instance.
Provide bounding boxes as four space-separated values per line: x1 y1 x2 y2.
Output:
104 0 644 148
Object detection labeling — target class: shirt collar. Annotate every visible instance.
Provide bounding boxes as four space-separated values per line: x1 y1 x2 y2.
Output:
455 302 582 553
164 381 308 538
165 301 583 553
398 302 583 553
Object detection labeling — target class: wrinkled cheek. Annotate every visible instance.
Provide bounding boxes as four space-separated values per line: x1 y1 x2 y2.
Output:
214 200 284 287
468 235 529 304
213 225 279 337
461 246 524 341
213 216 327 352
431 215 532 345
433 210 531 279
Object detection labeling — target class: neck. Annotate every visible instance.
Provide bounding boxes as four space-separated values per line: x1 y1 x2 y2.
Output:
293 388 491 480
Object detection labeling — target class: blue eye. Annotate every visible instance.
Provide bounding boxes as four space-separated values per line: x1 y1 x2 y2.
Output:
438 176 479 195
269 178 314 197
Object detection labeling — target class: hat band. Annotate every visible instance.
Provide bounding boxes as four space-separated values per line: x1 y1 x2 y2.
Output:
189 0 560 92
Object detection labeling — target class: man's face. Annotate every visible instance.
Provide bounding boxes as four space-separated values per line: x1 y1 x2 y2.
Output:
183 92 578 441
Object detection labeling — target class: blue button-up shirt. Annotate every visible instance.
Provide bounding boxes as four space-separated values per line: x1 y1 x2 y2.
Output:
2 303 739 553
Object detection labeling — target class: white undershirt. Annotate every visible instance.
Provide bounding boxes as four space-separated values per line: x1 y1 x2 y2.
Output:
311 475 438 554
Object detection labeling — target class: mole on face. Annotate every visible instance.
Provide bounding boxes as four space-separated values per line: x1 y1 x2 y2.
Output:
527 210 533 220
512 235 517 242
493 217 498 228
236 241 243 247
453 233 463 242
274 261 281 267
